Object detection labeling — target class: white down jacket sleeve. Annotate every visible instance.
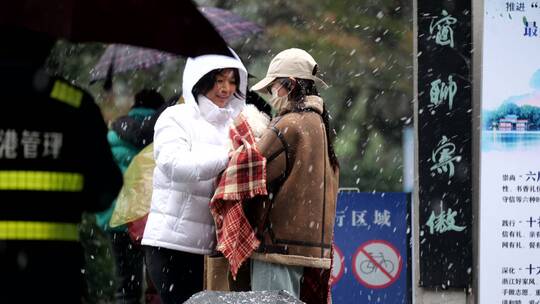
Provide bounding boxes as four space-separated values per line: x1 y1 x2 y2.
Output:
153 110 229 183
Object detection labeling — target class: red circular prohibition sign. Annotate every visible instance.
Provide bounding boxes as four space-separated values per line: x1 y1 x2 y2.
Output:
352 239 403 289
331 245 345 285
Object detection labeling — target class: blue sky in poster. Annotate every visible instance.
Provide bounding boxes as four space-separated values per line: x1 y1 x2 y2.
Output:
501 69 540 109
530 69 540 89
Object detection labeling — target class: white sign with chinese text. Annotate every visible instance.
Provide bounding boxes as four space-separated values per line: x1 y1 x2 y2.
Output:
479 1 540 303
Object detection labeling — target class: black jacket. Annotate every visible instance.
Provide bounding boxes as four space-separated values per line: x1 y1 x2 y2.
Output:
0 28 122 303
0 69 122 224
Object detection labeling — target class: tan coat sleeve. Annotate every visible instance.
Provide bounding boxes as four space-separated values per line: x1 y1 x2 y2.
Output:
256 127 287 185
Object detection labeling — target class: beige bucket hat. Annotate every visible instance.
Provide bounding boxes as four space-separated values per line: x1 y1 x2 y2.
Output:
251 48 329 94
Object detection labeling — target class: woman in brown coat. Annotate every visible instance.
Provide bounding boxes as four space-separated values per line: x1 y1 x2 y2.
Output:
248 48 340 302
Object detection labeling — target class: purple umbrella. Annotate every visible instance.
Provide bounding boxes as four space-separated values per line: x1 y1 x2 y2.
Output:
200 6 263 45
89 45 176 83
90 6 262 83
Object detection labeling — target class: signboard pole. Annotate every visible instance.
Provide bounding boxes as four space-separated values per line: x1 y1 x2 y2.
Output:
472 0 484 303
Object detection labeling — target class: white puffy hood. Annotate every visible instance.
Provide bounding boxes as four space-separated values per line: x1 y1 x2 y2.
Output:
182 50 248 115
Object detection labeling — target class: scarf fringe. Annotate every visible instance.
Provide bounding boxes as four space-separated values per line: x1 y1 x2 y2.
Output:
216 187 268 202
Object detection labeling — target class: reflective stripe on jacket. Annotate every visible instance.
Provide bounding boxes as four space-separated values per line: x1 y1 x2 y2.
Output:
0 76 122 241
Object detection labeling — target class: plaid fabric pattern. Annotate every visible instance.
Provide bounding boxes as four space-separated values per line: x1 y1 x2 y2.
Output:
210 114 267 279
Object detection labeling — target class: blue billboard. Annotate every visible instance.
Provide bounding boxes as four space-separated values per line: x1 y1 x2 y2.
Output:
331 192 411 304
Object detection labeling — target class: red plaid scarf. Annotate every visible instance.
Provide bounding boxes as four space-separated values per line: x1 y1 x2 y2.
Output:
210 113 266 279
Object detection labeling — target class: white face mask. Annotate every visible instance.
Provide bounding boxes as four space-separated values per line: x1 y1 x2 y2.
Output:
269 85 289 112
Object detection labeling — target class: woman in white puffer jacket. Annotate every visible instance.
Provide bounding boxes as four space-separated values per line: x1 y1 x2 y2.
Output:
141 52 247 303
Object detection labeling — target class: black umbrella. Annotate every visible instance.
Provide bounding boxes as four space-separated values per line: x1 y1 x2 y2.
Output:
89 6 263 82
183 290 305 304
0 0 232 58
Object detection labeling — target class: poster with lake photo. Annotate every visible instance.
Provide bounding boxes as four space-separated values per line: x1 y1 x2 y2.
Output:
479 1 540 303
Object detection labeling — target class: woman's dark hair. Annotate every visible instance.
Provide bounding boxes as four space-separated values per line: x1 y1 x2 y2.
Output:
191 68 244 103
274 77 340 171
271 78 319 102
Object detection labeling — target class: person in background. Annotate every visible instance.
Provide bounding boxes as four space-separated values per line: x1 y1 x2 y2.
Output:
248 48 340 303
95 89 165 304
141 51 248 303
0 26 122 303
110 94 180 150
